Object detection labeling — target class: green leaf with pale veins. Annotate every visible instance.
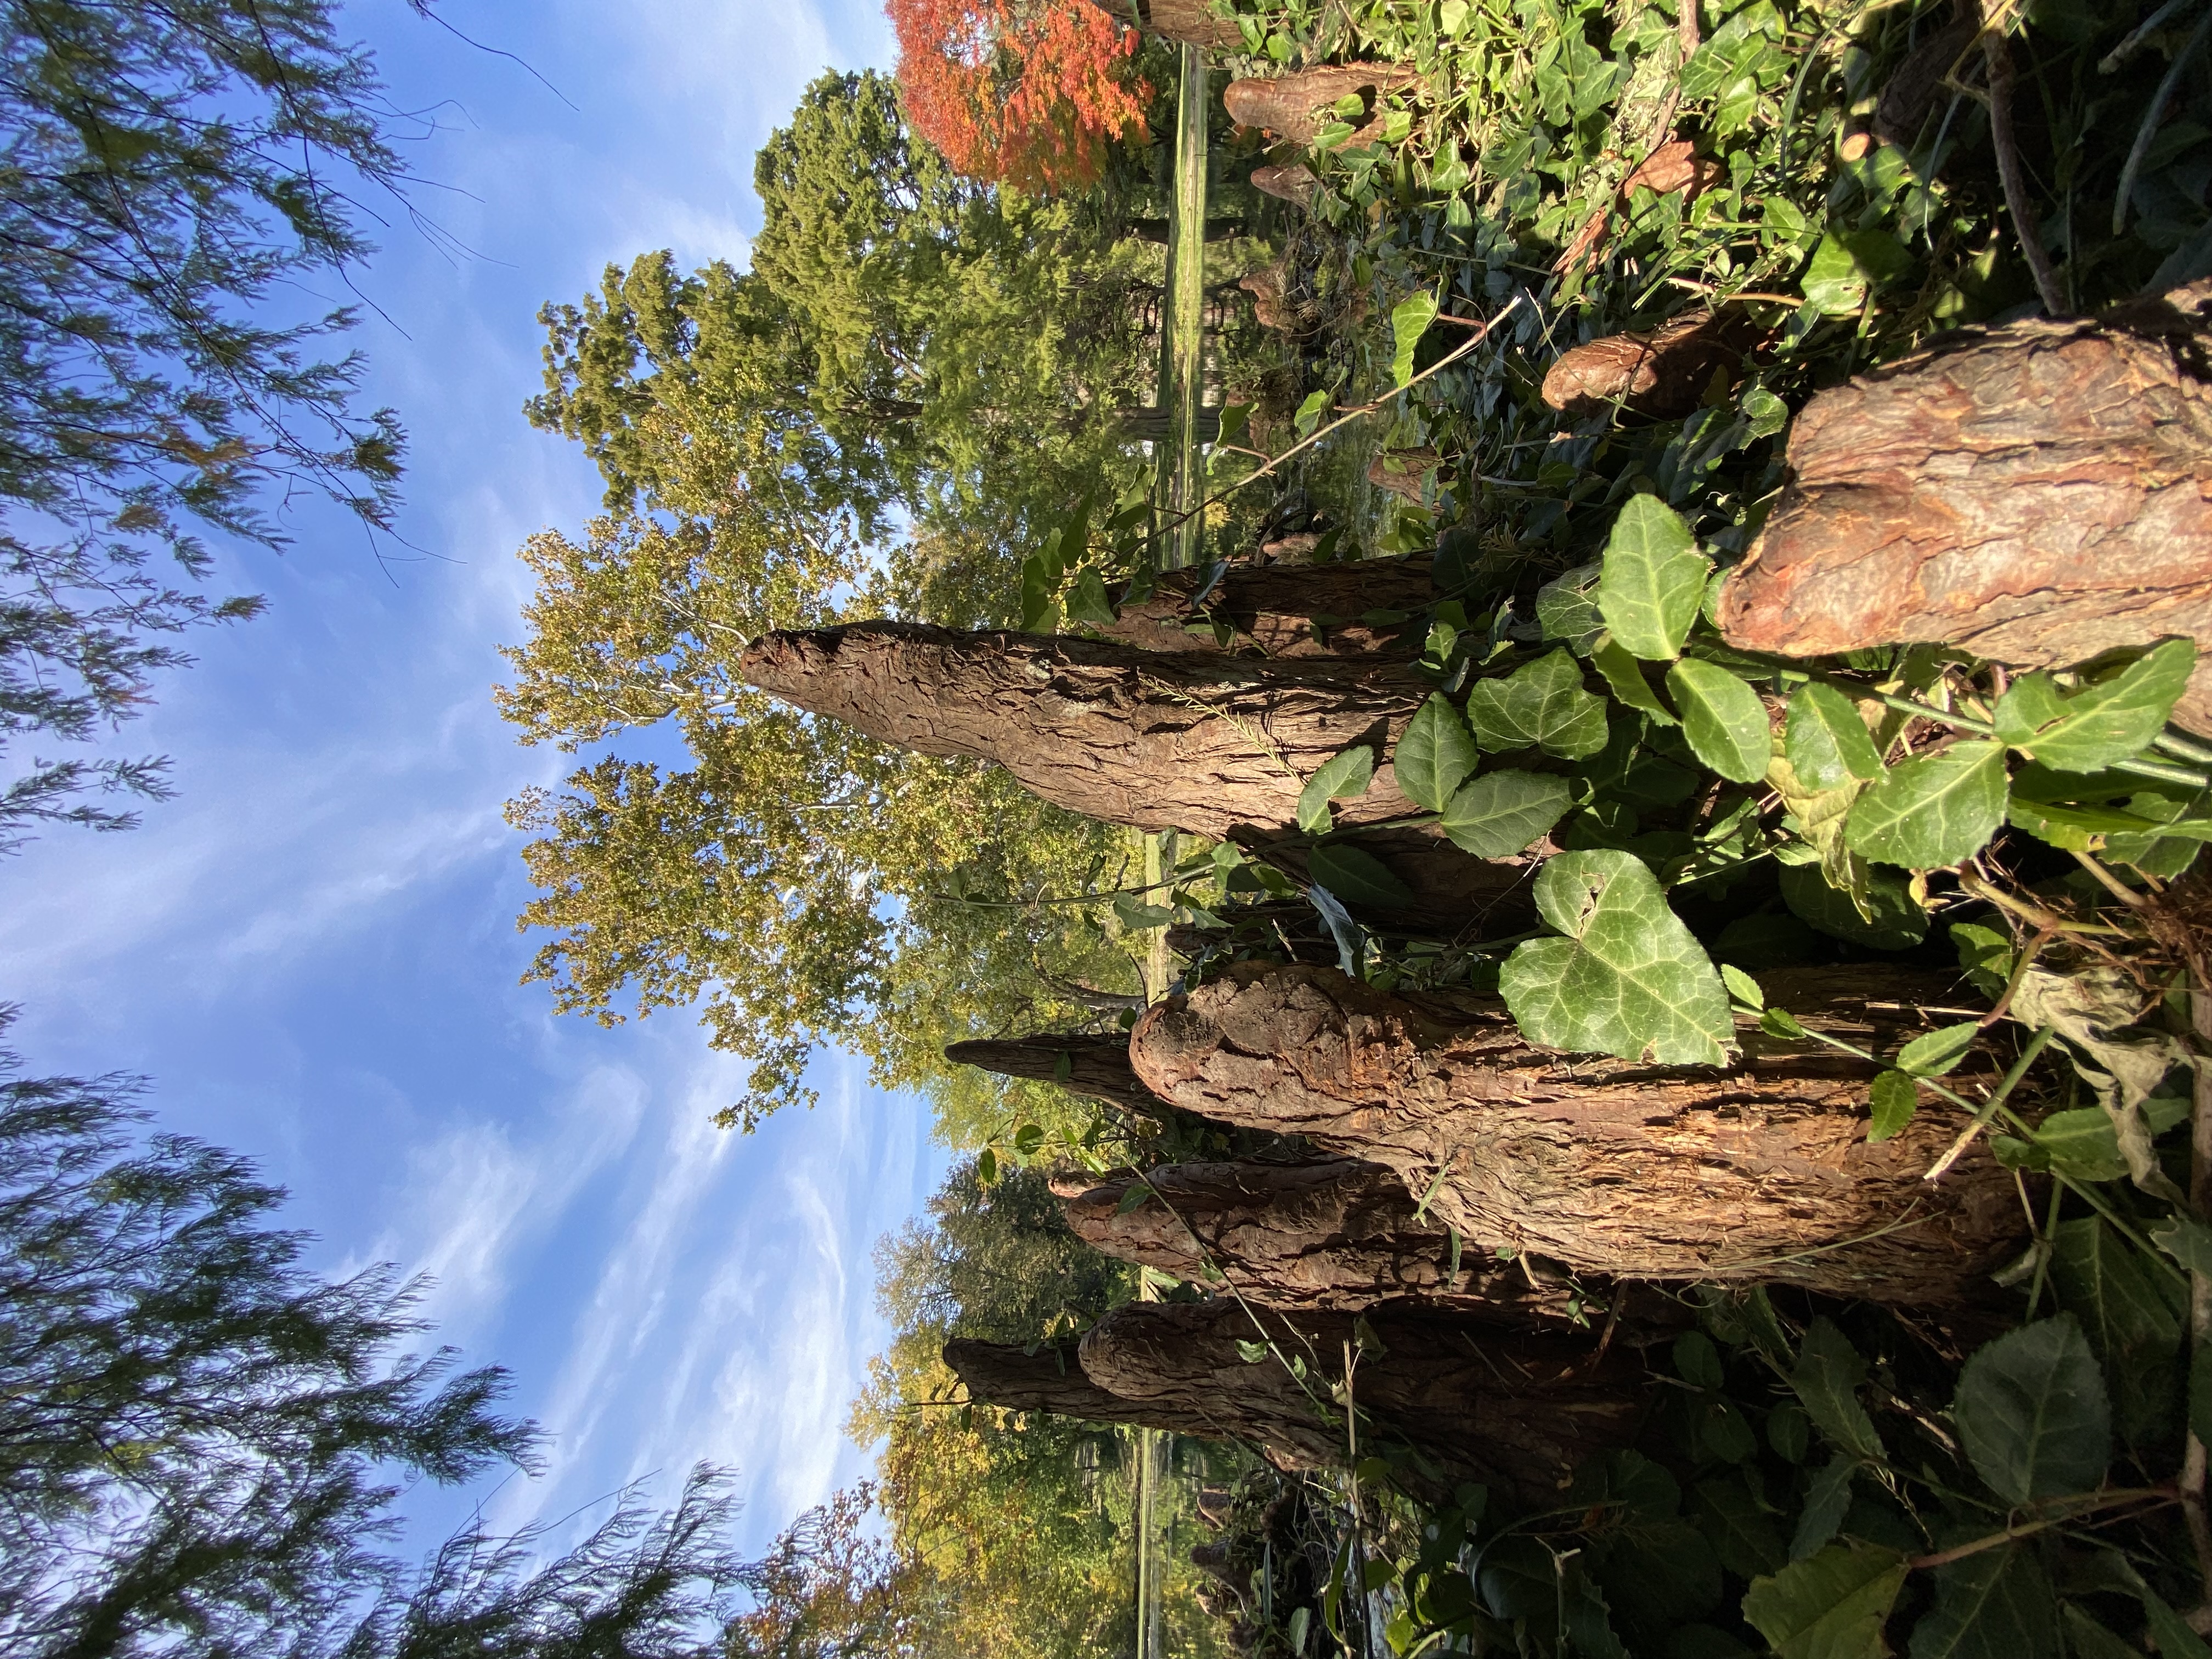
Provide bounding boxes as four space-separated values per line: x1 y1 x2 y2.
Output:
1499 849 1733 1064
1389 290 1438 389
1592 635 1678 724
1954 1315 2111 1505
1306 844 1414 910
1465 649 1610 758
1742 1542 1908 1659
1394 694 1480 811
1786 682 1886 791
1907 1544 2058 1659
1867 1069 1917 1141
1792 1318 1886 1463
1599 496 1711 661
1536 561 1606 653
1296 745 1375 833
1439 771 1571 857
1992 639 2197 771
1668 659 1773 783
1845 742 2010 869
1895 1022 1980 1077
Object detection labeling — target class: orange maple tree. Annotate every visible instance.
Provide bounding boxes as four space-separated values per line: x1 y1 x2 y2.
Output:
887 0 1150 190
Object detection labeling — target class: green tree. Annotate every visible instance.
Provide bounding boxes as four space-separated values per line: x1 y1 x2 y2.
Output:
0 1026 751 1658
503 74 1171 1128
0 0 420 848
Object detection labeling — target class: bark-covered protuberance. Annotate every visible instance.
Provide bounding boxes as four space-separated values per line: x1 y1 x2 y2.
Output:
738 623 1534 924
1223 67 1422 145
1127 964 2028 1304
1542 308 1760 418
1075 1299 1646 1500
1081 0 1244 48
1097 555 1434 658
1719 280 2212 732
1062 1156 1688 1335
941 1338 1225 1437
944 1033 1163 1114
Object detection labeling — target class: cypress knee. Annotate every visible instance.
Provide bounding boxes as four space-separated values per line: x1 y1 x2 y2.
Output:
1097 555 1435 658
944 1034 1165 1116
1127 963 2028 1305
1074 1299 1646 1501
1062 1156 1685 1335
738 622 1531 923
1719 280 2212 732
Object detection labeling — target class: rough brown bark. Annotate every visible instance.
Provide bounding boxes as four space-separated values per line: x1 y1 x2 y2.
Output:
1062 1156 1689 1335
1081 0 1244 48
1718 281 2212 732
1096 555 1433 658
944 1033 1165 1115
1543 309 1761 418
1127 963 2028 1305
738 622 1534 923
1223 67 1421 145
1367 449 1442 502
949 1303 1645 1500
1250 163 1318 210
1077 1300 1645 1499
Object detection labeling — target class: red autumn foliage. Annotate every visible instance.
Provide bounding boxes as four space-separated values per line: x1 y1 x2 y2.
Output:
887 0 1150 190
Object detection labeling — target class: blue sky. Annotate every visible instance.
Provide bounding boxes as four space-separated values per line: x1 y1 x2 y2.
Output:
0 0 947 1558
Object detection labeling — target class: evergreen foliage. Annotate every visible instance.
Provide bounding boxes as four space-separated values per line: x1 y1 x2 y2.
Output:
0 0 417 846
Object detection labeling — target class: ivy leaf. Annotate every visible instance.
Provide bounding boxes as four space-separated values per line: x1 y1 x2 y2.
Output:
1499 849 1733 1065
1786 682 1886 792
1296 745 1375 832
1954 1315 2111 1505
1592 635 1679 725
1395 694 1481 811
1465 649 1610 758
1018 552 1059 633
1793 1318 1886 1463
1909 1544 2058 1659
1390 291 1438 389
1599 496 1711 661
1895 1022 1980 1078
1844 742 2010 869
1741 1542 1908 1659
1668 659 1772 783
1991 639 2197 771
1802 227 1913 315
1294 388 1330 436
1439 770 1571 857
1867 1069 1917 1142
1306 843 1414 910
1066 568 1119 627
1536 561 1606 653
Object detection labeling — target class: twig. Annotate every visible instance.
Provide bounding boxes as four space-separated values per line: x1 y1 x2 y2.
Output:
2071 848 2152 910
1906 1488 2177 1570
1924 1024 2056 1180
1980 13 2069 315
1979 925 2056 1027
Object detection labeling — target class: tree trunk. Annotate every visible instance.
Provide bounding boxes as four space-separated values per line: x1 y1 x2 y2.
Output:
1223 67 1423 145
950 1301 1645 1501
1061 1155 1689 1336
1081 0 1246 48
1127 963 2029 1305
1113 404 1223 444
944 1033 1165 1116
1718 280 2212 732
737 623 1532 922
1127 216 1246 244
1097 555 1434 659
